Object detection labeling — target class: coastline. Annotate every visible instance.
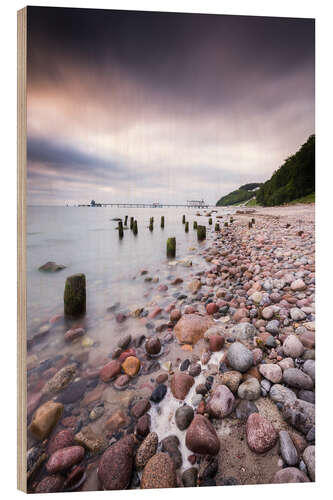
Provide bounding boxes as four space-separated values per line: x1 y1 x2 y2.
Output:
26 204 315 491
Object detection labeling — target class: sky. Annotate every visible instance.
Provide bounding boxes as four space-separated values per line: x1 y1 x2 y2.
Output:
27 7 315 206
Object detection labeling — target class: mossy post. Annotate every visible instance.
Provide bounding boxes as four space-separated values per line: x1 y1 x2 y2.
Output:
209 218 212 225
230 217 234 224
197 225 206 241
133 220 138 235
167 237 176 258
124 215 128 226
215 223 220 232
130 217 134 230
185 221 189 232
193 221 198 230
224 222 228 227
251 218 255 224
118 221 124 239
161 216 165 228
182 215 186 224
64 273 86 317
248 221 252 229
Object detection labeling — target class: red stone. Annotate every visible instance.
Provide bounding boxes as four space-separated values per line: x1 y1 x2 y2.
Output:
209 335 225 352
99 360 121 382
206 303 218 315
46 446 85 473
119 348 136 362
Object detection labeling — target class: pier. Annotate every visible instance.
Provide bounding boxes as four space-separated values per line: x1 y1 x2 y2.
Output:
77 201 212 208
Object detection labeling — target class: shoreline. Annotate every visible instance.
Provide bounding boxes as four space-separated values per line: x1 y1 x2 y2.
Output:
26 205 315 491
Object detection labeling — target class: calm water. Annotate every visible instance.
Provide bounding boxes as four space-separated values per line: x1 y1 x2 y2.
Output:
27 206 233 338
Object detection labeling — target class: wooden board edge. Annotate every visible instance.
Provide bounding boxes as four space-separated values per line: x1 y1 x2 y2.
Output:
17 6 27 493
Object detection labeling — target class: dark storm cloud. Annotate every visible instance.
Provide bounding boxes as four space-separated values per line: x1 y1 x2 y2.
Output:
26 6 315 205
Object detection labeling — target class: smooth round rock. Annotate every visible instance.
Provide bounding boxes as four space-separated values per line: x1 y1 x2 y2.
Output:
185 415 220 455
46 446 85 473
98 435 136 490
272 467 310 483
283 368 313 390
279 431 298 466
141 452 177 489
259 364 282 384
207 385 235 418
227 342 253 373
246 413 278 453
175 405 194 430
135 432 158 470
237 378 261 400
303 445 315 481
283 335 305 358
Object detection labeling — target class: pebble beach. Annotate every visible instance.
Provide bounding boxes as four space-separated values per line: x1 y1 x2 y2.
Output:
26 203 315 492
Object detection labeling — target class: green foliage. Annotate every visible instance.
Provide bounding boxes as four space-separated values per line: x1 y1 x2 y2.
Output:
239 183 263 191
256 135 315 206
216 189 255 206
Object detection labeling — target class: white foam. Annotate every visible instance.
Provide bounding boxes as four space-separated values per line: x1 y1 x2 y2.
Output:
148 350 223 471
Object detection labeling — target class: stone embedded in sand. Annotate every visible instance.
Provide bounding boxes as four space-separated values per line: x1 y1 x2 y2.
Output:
170 372 195 400
272 467 310 483
42 364 76 395
121 356 140 377
185 415 220 455
209 335 225 352
282 398 315 435
99 360 121 382
237 377 261 400
283 335 305 358
259 363 283 384
174 314 214 345
279 431 299 466
246 413 278 453
141 452 177 489
29 401 64 440
207 384 235 418
145 337 161 355
46 446 85 473
235 400 259 421
98 435 136 490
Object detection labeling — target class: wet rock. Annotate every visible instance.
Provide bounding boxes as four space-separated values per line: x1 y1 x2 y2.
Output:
29 401 64 440
189 363 201 377
170 309 181 322
136 414 151 437
141 452 177 489
131 399 151 418
42 365 76 395
237 377 261 400
303 445 315 481
272 467 310 483
39 261 66 272
135 432 158 469
161 435 182 469
170 371 194 400
282 399 315 435
145 337 161 356
206 302 218 315
283 368 314 390
182 467 198 487
185 415 220 455
118 334 132 349
122 356 140 377
75 425 108 453
56 379 87 404
98 435 136 490
89 404 104 421
279 431 298 466
269 384 297 404
105 409 128 435
227 342 253 372
235 400 259 421
48 429 74 455
64 328 85 342
180 359 190 371
150 384 167 403
114 374 130 389
99 360 121 382
246 413 278 453
188 279 202 293
283 335 305 358
46 446 85 473
259 364 282 384
175 405 194 430
35 474 65 493
174 314 214 345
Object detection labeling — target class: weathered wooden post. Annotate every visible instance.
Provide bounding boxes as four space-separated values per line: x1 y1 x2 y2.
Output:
130 217 134 230
133 220 138 235
248 221 252 229
209 218 212 225
224 222 228 227
193 221 198 230
215 223 220 231
251 218 255 224
118 220 124 239
161 216 165 228
124 215 128 226
167 237 176 258
185 221 189 232
197 225 206 241
182 215 186 224
64 273 86 317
